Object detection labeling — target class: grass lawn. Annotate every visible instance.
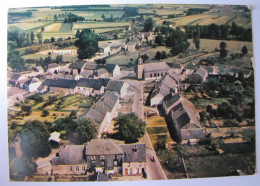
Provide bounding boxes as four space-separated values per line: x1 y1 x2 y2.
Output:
184 152 255 178
22 53 78 61
106 46 172 65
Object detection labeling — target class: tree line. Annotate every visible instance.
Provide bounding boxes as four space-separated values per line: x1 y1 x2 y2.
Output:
184 22 252 41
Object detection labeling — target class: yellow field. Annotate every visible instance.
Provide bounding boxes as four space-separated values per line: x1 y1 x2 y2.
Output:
73 22 130 30
42 23 62 32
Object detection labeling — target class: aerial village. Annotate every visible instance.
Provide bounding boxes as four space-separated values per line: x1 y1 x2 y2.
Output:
7 4 255 182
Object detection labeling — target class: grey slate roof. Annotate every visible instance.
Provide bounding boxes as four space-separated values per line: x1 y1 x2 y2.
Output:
10 74 21 82
105 64 117 73
185 62 197 70
84 63 103 71
24 78 39 86
120 144 146 163
168 63 182 69
76 78 109 90
106 80 124 92
69 62 85 69
171 102 201 129
151 74 178 99
52 145 86 165
80 70 93 78
48 79 77 89
163 93 181 109
144 62 171 73
181 129 205 140
195 66 208 78
81 92 119 124
85 139 124 155
95 68 108 76
48 63 59 68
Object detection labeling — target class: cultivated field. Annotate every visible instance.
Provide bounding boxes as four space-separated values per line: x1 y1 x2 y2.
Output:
73 22 130 30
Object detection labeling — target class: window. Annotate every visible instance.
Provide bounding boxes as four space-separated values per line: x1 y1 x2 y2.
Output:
161 72 163 76
101 161 105 167
69 166 73 171
137 168 140 174
92 161 96 167
91 156 96 160
76 166 79 172
114 160 118 166
100 155 105 160
158 73 160 77
114 155 118 159
154 73 157 77
150 74 152 77
82 166 86 171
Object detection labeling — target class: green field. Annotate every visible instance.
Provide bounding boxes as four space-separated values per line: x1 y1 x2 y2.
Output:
22 53 78 62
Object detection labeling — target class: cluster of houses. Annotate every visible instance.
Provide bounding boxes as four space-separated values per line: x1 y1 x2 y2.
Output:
7 61 121 106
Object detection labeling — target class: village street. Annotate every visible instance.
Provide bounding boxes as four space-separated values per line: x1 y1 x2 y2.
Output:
125 79 167 180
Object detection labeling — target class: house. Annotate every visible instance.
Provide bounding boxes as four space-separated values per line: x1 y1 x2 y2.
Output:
94 68 109 79
105 80 129 98
69 62 85 75
47 63 60 75
80 92 120 137
52 145 87 175
189 66 209 83
184 62 197 76
136 57 171 80
9 74 29 88
24 78 41 92
99 44 110 55
166 100 205 144
37 79 55 93
34 66 44 74
51 139 146 177
7 87 24 106
49 131 61 146
48 79 77 94
168 63 184 75
75 78 110 96
105 64 120 77
150 73 179 106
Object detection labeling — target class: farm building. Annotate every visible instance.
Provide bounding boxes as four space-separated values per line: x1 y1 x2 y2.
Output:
47 79 77 94
189 66 209 83
47 63 60 75
105 64 120 77
165 99 205 144
184 62 198 76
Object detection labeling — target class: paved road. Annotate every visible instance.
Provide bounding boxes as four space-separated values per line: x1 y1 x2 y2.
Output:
125 79 167 180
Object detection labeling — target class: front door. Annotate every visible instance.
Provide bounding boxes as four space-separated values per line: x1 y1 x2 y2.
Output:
124 168 128 175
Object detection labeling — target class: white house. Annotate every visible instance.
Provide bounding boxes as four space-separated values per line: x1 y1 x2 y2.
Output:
24 78 41 92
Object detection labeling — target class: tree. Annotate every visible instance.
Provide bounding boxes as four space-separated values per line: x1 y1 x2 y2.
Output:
52 117 98 144
75 29 99 60
26 33 30 46
53 14 58 22
242 45 248 55
113 113 146 143
55 55 63 64
41 26 45 32
219 41 227 58
144 17 155 32
75 29 81 38
41 110 49 117
155 51 162 60
155 34 164 46
19 120 51 158
30 32 35 44
10 157 37 180
36 32 43 44
51 37 55 42
7 50 26 72
193 30 200 50
165 28 190 56
161 51 167 59
141 54 149 62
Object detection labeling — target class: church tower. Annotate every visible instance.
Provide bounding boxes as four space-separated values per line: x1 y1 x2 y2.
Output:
136 53 144 80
